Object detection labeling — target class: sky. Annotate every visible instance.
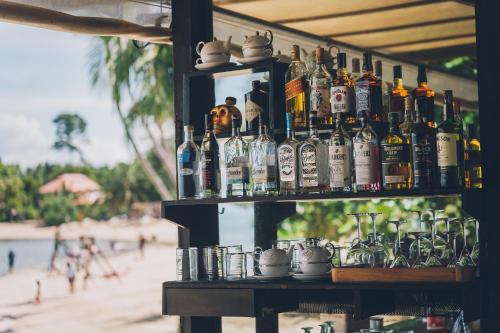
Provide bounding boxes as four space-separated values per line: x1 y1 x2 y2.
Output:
0 23 132 168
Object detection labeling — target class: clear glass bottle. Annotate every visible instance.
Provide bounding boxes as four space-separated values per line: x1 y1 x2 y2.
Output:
298 110 329 193
244 80 266 134
177 125 200 199
224 117 249 197
353 111 380 192
328 114 353 192
331 52 356 127
285 45 309 129
310 46 333 125
412 65 435 128
278 112 300 195
249 115 277 196
200 114 221 198
350 58 361 82
467 124 482 189
381 112 412 190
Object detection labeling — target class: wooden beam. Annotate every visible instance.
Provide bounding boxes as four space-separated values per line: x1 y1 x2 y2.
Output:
374 33 476 49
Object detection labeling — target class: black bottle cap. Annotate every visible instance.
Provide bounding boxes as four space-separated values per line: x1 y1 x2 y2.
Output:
205 114 213 130
468 124 478 139
226 96 237 105
375 60 383 77
393 65 402 79
337 53 347 68
352 58 360 73
417 65 427 83
362 52 373 71
252 80 261 90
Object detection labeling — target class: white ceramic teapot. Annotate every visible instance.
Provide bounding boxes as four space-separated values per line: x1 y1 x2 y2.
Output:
195 36 232 64
242 30 273 58
297 241 335 275
254 244 294 277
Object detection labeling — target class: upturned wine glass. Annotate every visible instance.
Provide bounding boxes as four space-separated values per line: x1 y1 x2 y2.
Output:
457 218 475 267
346 213 373 267
408 232 427 268
409 211 432 261
444 231 460 268
439 218 457 266
388 220 410 268
366 212 388 267
471 218 480 266
422 219 443 267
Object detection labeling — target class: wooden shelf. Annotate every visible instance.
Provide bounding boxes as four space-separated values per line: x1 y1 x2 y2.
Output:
187 59 283 78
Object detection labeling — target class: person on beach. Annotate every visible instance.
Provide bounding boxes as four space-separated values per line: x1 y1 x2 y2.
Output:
138 234 146 258
66 262 76 293
34 280 41 304
8 249 15 272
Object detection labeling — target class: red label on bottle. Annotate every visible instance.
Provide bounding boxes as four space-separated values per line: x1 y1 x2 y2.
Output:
285 76 306 101
427 316 447 330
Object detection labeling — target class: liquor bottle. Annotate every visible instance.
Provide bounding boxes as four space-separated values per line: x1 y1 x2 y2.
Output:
355 52 384 138
381 112 412 190
328 114 353 192
436 90 463 188
285 45 309 129
244 80 266 134
454 100 468 186
411 99 437 189
331 52 356 126
412 65 435 128
375 60 389 122
390 65 410 125
224 117 249 197
310 46 333 125
353 111 381 192
278 112 300 195
467 124 482 189
399 107 414 140
298 110 329 193
351 58 361 82
200 114 221 198
177 125 200 199
249 115 277 196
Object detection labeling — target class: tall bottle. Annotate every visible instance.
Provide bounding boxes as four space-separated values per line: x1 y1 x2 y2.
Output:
351 58 361 82
467 124 482 189
298 110 329 193
310 46 333 125
411 99 437 189
436 90 463 188
331 53 356 126
355 52 384 138
177 125 200 199
278 113 300 195
412 65 435 128
249 115 277 196
353 111 380 192
285 45 309 129
245 80 267 134
200 114 221 198
390 65 410 125
224 117 249 197
328 114 353 192
454 100 468 186
375 60 390 122
381 112 412 190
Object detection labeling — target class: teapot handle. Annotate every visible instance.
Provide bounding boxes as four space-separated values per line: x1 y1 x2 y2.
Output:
195 41 205 56
323 242 336 260
265 30 274 46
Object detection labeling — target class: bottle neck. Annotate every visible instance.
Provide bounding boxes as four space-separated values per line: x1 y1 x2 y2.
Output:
309 115 319 136
259 124 267 136
443 102 454 121
337 67 349 79
394 78 404 88
232 124 240 137
184 130 194 142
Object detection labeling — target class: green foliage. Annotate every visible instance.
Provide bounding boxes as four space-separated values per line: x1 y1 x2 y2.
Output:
432 56 477 79
0 163 31 221
39 194 77 226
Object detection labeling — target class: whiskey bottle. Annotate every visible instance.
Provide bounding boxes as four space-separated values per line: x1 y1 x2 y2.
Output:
411 99 437 189
353 111 381 192
351 58 361 82
328 114 353 192
224 117 249 197
436 90 463 189
467 124 482 189
278 113 300 195
381 112 412 190
355 52 384 138
285 45 309 129
331 53 356 126
399 107 414 141
390 65 410 124
177 125 200 199
412 65 435 128
310 46 333 125
375 60 389 122
200 114 221 198
245 80 266 134
298 110 329 193
249 115 277 196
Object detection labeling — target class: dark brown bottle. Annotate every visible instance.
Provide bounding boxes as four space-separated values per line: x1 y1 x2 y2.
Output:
244 80 267 134
412 65 435 128
467 124 482 189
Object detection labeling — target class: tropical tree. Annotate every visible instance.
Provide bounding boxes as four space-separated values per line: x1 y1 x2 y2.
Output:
88 37 176 200
52 113 89 165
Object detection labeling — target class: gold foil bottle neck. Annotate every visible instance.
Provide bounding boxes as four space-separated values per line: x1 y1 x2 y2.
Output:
290 45 300 61
315 46 324 65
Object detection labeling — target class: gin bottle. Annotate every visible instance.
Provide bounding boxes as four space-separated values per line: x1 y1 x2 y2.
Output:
177 125 200 199
200 114 221 198
278 112 300 194
327 114 353 192
298 110 329 193
224 117 249 197
249 115 277 196
310 46 332 125
353 111 380 192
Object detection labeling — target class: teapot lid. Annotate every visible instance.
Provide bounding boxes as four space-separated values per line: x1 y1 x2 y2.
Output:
259 246 289 265
225 96 236 105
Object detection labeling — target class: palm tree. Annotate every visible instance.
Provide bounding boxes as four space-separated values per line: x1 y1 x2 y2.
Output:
88 37 176 200
52 113 89 165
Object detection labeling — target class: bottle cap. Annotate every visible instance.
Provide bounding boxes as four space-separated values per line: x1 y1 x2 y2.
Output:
375 60 383 77
252 80 261 90
315 46 324 64
337 53 346 68
393 65 402 79
226 96 237 105
362 52 373 72
352 58 360 73
290 45 300 61
417 64 427 83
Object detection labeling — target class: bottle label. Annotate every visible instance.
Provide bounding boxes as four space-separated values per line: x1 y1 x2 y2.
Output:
278 144 296 182
381 143 410 163
311 86 331 118
354 142 378 185
252 165 275 184
285 76 306 101
331 86 354 113
201 151 217 189
300 144 319 187
328 145 351 188
226 166 248 184
389 95 409 117
355 81 370 114
436 133 458 167
245 100 263 123
412 142 433 178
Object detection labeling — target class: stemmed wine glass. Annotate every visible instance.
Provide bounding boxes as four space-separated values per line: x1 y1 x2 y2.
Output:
409 211 432 261
457 218 475 267
471 218 480 265
408 232 427 268
366 212 388 268
346 214 373 267
388 220 410 268
422 219 443 267
443 230 460 268
438 218 457 266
